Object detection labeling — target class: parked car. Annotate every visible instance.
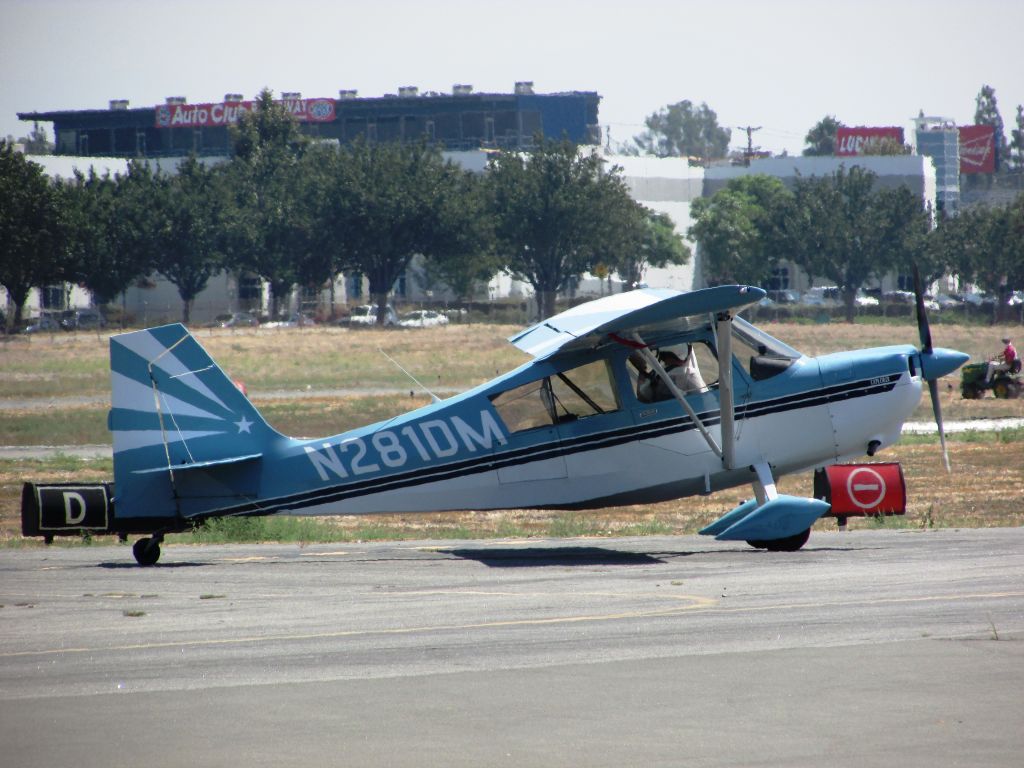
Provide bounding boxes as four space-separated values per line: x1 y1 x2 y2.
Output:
60 308 107 331
262 312 317 329
883 291 939 311
345 304 398 327
799 287 840 307
399 309 450 328
24 314 62 333
853 291 879 307
765 289 800 304
211 312 259 328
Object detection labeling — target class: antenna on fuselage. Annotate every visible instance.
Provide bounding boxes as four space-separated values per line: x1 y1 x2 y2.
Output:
378 348 441 403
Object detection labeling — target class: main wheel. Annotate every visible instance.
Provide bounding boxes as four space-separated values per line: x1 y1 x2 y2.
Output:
748 528 811 552
132 537 161 566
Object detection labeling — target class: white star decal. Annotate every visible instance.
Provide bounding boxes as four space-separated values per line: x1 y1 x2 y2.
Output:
235 416 253 434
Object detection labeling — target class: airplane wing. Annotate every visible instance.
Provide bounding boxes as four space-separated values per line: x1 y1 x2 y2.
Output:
508 286 766 360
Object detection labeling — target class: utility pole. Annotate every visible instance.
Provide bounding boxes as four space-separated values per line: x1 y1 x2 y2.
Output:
738 125 762 166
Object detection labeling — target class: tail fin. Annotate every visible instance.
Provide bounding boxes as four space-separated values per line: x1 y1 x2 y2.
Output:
109 324 279 522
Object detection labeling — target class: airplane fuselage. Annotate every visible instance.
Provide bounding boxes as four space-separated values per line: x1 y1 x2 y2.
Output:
187 342 924 521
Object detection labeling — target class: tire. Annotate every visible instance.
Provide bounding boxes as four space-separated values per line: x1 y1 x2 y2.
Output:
749 528 811 552
993 380 1010 399
961 383 981 400
133 538 160 566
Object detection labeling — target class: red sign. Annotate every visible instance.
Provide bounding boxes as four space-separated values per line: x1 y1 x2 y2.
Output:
958 125 995 174
154 97 336 128
835 126 905 156
821 463 906 516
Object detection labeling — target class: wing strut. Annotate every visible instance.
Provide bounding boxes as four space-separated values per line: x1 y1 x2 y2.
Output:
626 332 723 460
715 312 737 470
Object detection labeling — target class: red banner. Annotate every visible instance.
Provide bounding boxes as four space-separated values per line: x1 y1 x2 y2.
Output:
958 125 995 174
154 98 336 128
835 126 905 156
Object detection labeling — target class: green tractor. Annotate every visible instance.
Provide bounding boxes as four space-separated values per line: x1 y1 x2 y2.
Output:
960 360 1023 399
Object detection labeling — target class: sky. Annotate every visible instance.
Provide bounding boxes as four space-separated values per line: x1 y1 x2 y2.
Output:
2 0 1022 157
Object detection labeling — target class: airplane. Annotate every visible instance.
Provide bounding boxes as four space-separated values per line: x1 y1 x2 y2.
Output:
21 282 968 566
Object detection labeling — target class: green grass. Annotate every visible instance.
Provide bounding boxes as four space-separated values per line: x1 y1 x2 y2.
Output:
184 516 347 544
898 427 1024 445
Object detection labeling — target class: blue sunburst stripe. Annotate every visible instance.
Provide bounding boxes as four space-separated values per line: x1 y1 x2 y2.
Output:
113 329 233 415
114 429 231 453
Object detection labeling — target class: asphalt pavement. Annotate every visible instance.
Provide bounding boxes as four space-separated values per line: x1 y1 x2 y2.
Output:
1 528 1022 767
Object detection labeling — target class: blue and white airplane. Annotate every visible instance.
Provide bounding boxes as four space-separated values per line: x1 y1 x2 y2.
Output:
21 284 967 565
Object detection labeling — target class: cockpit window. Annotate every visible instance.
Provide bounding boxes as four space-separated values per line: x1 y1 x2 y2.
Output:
732 317 802 359
731 317 802 381
490 360 619 434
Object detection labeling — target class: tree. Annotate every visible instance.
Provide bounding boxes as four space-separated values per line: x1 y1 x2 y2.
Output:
225 88 312 318
61 164 152 320
0 141 68 331
783 166 929 322
936 196 1024 321
19 123 53 155
486 140 647 319
612 209 690 290
412 171 498 303
688 175 792 286
860 137 912 156
974 85 1008 171
148 157 229 324
1010 105 1024 172
633 100 731 161
803 116 843 156
316 139 486 324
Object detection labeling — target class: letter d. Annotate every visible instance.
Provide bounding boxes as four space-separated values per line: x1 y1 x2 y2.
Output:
63 492 87 525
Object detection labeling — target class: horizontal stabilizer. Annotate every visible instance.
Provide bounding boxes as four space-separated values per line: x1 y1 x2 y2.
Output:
703 495 830 542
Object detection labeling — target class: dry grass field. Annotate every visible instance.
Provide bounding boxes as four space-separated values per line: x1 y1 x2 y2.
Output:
1 317 1022 544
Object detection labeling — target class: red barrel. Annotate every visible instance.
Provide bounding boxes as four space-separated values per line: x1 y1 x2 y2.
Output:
814 463 906 518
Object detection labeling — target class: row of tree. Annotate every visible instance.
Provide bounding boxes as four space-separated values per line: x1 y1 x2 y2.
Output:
689 167 1024 322
630 85 1024 170
1 91 689 331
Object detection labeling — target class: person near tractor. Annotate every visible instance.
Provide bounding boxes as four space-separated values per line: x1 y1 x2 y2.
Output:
985 337 1017 383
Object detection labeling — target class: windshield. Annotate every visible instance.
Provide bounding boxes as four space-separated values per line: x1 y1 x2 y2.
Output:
732 317 803 359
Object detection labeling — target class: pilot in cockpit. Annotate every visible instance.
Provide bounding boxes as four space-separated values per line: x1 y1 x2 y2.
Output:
630 346 706 403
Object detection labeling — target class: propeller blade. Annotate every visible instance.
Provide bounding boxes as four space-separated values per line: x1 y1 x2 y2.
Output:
928 378 951 473
912 263 933 354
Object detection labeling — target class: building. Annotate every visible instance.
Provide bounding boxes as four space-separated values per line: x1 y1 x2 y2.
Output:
18 84 601 158
914 115 960 216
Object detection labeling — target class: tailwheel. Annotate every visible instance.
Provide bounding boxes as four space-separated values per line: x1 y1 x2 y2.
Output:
747 528 811 552
132 537 161 566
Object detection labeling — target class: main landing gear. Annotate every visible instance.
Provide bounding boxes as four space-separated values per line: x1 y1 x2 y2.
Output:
746 528 812 552
132 534 164 566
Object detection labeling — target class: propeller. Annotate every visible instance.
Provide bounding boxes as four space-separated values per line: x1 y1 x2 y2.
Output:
912 264 950 472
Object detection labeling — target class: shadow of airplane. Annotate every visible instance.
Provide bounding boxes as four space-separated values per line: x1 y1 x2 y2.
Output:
447 546 664 567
